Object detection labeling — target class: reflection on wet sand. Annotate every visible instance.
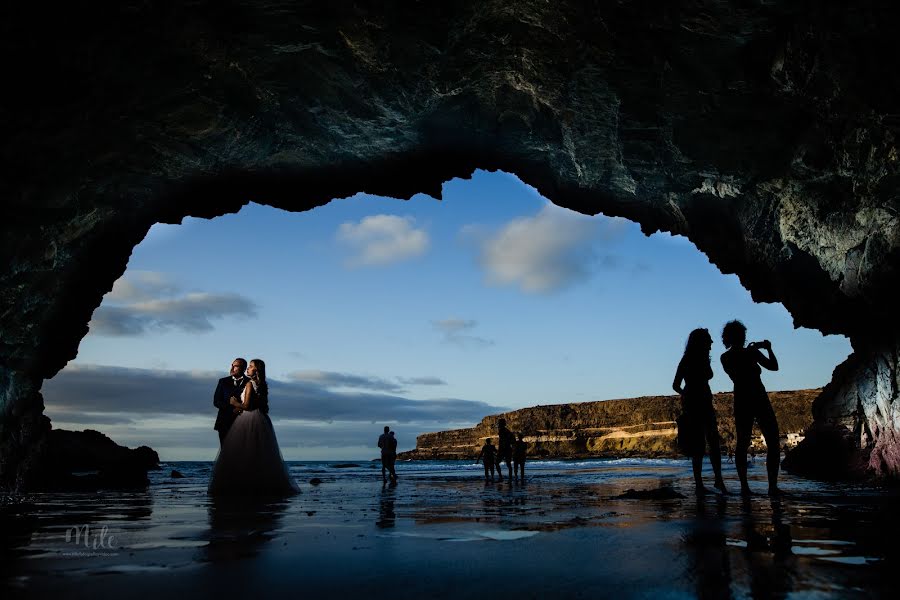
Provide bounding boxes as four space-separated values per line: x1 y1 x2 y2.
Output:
5 461 899 598
683 496 731 600
1 499 40 591
376 481 397 528
8 490 153 549
739 496 796 600
682 495 800 599
202 496 289 563
2 489 154 593
680 493 887 598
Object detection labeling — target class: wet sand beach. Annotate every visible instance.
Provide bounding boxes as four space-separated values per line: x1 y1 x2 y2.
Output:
3 459 897 598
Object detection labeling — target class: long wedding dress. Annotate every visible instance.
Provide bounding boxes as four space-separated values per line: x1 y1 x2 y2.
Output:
208 380 299 496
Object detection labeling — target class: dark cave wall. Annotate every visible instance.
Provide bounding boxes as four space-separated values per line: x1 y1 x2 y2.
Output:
2 1 899 489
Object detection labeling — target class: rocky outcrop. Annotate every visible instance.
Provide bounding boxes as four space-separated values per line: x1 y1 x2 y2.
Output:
783 342 900 479
401 390 819 460
35 428 160 491
2 2 899 489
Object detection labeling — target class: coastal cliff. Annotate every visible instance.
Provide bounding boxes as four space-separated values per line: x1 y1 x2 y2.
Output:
400 390 819 460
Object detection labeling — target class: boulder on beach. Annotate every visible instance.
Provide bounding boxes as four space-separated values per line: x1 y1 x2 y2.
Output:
36 428 161 490
782 424 871 480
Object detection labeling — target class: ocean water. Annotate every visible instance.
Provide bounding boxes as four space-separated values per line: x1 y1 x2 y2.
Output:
154 455 878 487
158 457 720 484
5 458 898 598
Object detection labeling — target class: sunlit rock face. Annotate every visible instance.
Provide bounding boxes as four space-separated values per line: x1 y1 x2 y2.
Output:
1 2 898 489
403 390 819 461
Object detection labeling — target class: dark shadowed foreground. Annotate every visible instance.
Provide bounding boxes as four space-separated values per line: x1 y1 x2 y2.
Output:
3 460 897 598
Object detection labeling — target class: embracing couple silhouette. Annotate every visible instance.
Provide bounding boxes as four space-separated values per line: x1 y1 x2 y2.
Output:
208 357 299 496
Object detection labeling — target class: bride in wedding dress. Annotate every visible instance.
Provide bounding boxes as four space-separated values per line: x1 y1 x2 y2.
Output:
208 359 299 496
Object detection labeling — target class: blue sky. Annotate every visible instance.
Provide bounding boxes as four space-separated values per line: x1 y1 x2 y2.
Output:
43 170 852 460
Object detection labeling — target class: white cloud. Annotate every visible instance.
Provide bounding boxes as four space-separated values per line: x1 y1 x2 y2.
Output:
433 318 478 334
397 376 447 386
286 370 448 393
336 214 429 267
90 273 257 336
106 271 180 302
477 204 600 293
432 318 494 348
286 370 406 393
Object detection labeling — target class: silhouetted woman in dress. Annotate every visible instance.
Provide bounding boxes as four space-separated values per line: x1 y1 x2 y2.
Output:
719 320 781 496
673 328 727 495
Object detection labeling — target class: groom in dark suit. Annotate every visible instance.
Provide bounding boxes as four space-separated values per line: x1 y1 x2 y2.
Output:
213 357 248 445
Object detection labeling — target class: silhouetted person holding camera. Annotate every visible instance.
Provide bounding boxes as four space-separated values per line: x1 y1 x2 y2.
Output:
720 320 781 496
513 432 527 481
495 418 513 482
477 438 498 480
673 328 727 496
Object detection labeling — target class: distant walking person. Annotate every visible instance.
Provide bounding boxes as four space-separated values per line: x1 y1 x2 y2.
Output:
477 438 498 480
388 432 398 480
720 320 781 496
495 418 514 482
673 328 727 495
378 426 398 482
513 433 527 481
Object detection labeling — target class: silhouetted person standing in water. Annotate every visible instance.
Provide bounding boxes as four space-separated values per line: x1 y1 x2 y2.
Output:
388 431 398 478
378 426 398 482
513 433 527 481
477 438 498 480
720 320 781 496
495 418 514 482
673 328 727 495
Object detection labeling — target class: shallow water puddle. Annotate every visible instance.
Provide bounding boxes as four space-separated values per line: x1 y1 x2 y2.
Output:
377 529 540 542
476 530 540 541
817 556 881 565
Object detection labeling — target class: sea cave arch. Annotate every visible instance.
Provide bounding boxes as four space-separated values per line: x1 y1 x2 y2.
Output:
2 1 899 490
